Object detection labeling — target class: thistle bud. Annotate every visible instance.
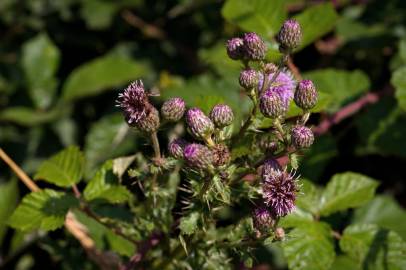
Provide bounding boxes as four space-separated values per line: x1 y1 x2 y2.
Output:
291 126 314 149
239 69 259 89
252 207 274 236
212 144 231 166
263 63 278 74
161 97 186 122
277 19 302 53
209 104 234 128
257 136 278 154
226 37 244 60
294 80 318 110
243 32 267 61
138 106 160 133
186 108 215 140
183 143 213 171
259 87 288 118
168 138 188 159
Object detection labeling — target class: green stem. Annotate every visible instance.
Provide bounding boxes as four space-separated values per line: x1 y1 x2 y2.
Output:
232 88 258 146
150 131 161 159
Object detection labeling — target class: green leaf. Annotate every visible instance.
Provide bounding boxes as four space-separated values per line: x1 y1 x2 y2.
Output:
62 54 148 101
221 0 286 37
179 212 199 235
353 195 406 240
330 256 360 270
294 3 339 50
340 224 406 270
34 146 85 187
84 160 131 203
21 33 60 109
391 65 406 111
0 107 61 126
281 221 335 270
0 179 18 243
319 172 379 216
73 210 135 257
84 113 137 175
8 189 78 231
80 0 118 29
295 180 322 215
303 69 370 111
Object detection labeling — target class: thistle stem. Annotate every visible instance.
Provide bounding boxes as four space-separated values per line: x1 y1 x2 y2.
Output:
232 88 258 146
150 131 161 159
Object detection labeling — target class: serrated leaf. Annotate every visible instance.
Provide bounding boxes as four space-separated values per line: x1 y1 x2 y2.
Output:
391 65 406 111
179 212 199 235
319 172 379 216
8 190 78 231
281 221 335 270
221 0 286 37
84 160 131 203
330 256 360 270
294 3 339 50
22 33 60 109
295 179 322 215
0 179 18 243
62 54 148 101
353 195 406 240
340 224 406 270
34 146 85 187
303 69 370 112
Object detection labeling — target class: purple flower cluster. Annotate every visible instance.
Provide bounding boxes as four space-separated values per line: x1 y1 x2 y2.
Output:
186 108 215 141
183 143 213 171
226 32 267 61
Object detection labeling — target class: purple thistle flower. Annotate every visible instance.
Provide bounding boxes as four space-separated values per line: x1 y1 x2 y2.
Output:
226 37 245 60
258 70 296 104
239 69 259 89
291 126 314 149
277 19 302 52
186 108 214 140
116 80 150 126
252 206 274 235
262 169 299 217
243 32 267 61
161 97 186 122
168 138 188 159
261 158 282 179
183 143 213 171
294 80 318 110
209 104 234 128
259 87 287 118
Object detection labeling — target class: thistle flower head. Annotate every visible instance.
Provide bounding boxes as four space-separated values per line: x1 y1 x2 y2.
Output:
294 79 318 110
258 70 296 105
257 136 278 154
277 19 302 52
252 206 274 235
226 37 245 60
186 108 215 140
116 80 150 126
261 158 282 179
291 125 314 149
212 144 231 167
209 104 234 128
137 106 160 133
259 87 288 118
168 138 188 159
161 97 186 122
183 143 213 171
243 32 267 61
239 69 259 90
262 169 299 217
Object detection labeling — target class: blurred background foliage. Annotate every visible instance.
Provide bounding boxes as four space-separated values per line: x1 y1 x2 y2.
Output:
1 0 406 269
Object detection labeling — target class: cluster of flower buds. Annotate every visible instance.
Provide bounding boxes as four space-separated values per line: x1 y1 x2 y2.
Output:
226 32 267 61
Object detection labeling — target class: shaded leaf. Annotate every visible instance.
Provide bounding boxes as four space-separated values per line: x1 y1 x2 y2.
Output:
281 221 335 270
179 212 199 235
34 146 85 187
0 107 61 126
22 33 60 109
62 54 149 101
84 160 131 203
0 179 18 243
319 172 379 216
294 3 339 50
221 0 286 37
340 224 406 270
391 65 406 111
8 190 78 231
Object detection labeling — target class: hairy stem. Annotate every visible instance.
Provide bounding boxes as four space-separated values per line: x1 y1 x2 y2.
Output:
150 131 161 159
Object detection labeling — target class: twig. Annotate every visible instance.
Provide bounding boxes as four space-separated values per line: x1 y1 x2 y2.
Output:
0 148 120 270
287 56 302 81
313 86 393 136
121 10 166 40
